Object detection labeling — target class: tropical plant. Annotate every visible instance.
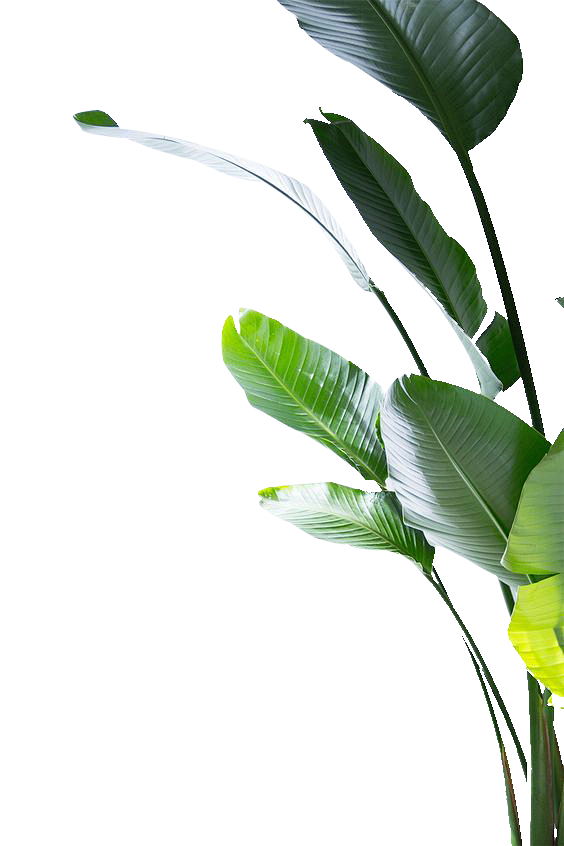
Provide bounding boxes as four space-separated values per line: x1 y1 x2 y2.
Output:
74 0 563 842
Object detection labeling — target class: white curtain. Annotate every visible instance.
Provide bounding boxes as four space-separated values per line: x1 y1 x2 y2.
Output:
69 0 412 846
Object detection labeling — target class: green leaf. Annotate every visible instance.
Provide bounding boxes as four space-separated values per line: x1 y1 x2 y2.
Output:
503 430 564 576
223 310 387 485
277 0 522 152
259 483 434 572
306 113 486 336
509 576 564 697
73 111 370 291
557 297 564 309
527 678 557 845
73 109 118 127
476 313 520 391
380 375 549 586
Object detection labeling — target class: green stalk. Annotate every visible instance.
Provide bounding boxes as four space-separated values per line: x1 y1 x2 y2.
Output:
426 569 523 846
553 731 564 842
424 572 527 778
369 282 430 378
528 677 555 845
557 780 564 846
464 642 522 846
370 288 527 781
455 149 544 437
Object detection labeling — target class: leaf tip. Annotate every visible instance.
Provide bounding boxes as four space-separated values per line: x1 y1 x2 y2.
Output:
73 110 119 129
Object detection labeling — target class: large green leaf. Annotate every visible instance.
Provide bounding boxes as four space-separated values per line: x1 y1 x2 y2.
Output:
223 310 387 485
509 576 564 697
277 0 522 152
259 483 434 571
74 111 370 291
476 313 520 391
306 113 486 336
503 430 564 577
380 375 549 586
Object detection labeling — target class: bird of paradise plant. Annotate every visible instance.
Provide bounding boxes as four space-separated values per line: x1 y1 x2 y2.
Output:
74 1 563 842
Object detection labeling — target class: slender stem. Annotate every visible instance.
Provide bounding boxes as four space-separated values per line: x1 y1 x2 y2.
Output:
499 581 516 615
528 675 555 844
369 282 430 378
558 780 564 846
456 149 544 436
425 571 528 778
464 641 522 845
553 733 563 844
433 569 523 846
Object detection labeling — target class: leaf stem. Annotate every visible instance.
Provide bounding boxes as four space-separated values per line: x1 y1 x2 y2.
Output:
425 571 528 778
369 282 430 377
427 569 523 846
528 675 555 844
456 150 544 436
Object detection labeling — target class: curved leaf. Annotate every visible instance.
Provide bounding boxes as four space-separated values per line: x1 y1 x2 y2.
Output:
277 0 522 151
509 575 564 697
503 430 564 576
259 483 434 571
223 310 387 484
476 313 520 391
380 375 549 586
443 311 502 399
74 110 370 291
306 113 487 336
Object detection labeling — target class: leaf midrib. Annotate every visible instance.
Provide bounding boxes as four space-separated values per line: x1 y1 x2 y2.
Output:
237 327 385 484
404 384 509 543
332 120 463 324
141 136 368 287
363 0 468 154
270 495 408 552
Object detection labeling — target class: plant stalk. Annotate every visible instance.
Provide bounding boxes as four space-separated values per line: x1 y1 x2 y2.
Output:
427 570 523 846
425 571 528 778
369 282 430 378
528 676 556 845
455 149 544 436
464 641 522 845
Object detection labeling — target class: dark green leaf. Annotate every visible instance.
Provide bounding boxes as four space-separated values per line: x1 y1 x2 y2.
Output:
307 113 486 336
476 312 520 390
557 297 564 309
223 310 387 485
380 375 549 586
259 483 434 572
528 678 556 845
73 110 118 127
277 0 522 151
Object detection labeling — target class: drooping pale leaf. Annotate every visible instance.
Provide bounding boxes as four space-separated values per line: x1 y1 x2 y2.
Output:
306 113 487 336
276 0 522 151
443 311 502 399
259 483 434 572
380 375 550 586
73 110 370 291
476 313 520 391
503 430 564 576
222 310 387 485
509 576 564 697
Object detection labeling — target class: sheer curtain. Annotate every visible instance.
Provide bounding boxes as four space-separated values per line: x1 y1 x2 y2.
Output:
69 0 412 846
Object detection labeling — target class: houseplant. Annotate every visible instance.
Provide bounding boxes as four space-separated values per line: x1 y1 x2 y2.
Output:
74 0 563 841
